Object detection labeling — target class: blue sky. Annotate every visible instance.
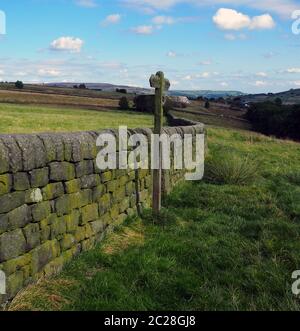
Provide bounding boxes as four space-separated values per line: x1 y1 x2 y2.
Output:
0 0 300 93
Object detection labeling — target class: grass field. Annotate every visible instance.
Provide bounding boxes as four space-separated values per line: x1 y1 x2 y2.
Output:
0 90 120 110
172 110 252 131
0 103 153 134
9 126 300 311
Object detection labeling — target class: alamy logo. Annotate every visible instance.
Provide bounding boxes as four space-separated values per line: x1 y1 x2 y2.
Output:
0 10 6 35
292 10 300 35
0 270 6 295
96 126 205 181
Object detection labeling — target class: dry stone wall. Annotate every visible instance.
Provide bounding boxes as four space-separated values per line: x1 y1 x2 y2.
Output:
0 122 204 303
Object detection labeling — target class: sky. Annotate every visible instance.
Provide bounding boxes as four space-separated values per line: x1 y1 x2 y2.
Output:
0 0 300 93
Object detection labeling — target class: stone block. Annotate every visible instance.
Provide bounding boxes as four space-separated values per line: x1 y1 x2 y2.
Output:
92 185 106 202
81 174 100 189
90 220 104 235
2 253 31 276
0 229 26 262
0 174 12 195
65 179 81 194
25 188 43 204
0 214 8 235
110 204 120 220
6 271 24 299
23 223 41 251
64 210 80 233
119 197 130 213
75 160 94 178
50 215 67 239
29 168 49 188
79 190 92 207
74 226 86 242
42 182 64 200
49 162 75 181
101 171 112 183
80 204 99 224
31 240 60 274
40 219 51 243
0 191 25 213
98 193 111 216
106 180 119 193
0 140 9 174
31 201 51 222
60 234 76 251
14 172 30 191
7 204 31 230
112 186 126 203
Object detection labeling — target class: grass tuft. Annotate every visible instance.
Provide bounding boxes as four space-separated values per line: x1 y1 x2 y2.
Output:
205 153 259 185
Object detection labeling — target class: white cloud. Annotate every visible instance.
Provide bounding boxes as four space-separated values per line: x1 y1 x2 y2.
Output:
38 69 61 77
102 14 122 26
293 81 300 86
131 25 154 34
224 33 236 40
254 80 267 86
249 14 275 29
220 82 228 87
286 68 300 73
50 37 84 52
256 72 268 77
121 0 298 18
76 0 97 8
200 72 210 78
224 33 247 41
213 8 275 31
167 51 177 57
213 8 251 30
152 15 175 25
263 51 277 58
183 75 192 80
199 60 212 65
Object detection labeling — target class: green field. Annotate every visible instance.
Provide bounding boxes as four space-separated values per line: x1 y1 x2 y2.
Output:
9 126 300 311
0 103 153 134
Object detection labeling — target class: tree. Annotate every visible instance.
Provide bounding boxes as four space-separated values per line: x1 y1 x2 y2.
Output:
275 97 282 106
79 84 86 89
73 85 78 89
116 88 127 94
205 100 210 109
15 80 24 89
119 97 130 110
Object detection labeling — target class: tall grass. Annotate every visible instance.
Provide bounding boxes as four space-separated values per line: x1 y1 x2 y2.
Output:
205 153 259 185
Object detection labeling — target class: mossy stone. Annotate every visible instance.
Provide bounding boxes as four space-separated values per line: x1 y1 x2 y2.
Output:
0 174 12 196
65 179 81 194
80 204 99 224
42 183 64 200
13 173 29 191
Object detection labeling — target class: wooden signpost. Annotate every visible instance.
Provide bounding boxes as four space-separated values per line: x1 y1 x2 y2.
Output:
149 71 170 216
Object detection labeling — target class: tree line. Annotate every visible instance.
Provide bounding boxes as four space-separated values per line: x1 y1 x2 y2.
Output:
246 100 300 141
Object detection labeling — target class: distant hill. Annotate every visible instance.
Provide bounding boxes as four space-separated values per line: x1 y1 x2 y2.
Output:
45 82 151 95
168 90 246 99
45 83 245 99
241 89 300 105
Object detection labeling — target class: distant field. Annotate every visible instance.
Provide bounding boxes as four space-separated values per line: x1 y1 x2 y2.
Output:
0 103 153 134
0 90 121 110
0 83 135 100
172 110 252 131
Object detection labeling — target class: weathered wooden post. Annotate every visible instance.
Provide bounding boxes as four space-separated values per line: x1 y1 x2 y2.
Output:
149 71 170 216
